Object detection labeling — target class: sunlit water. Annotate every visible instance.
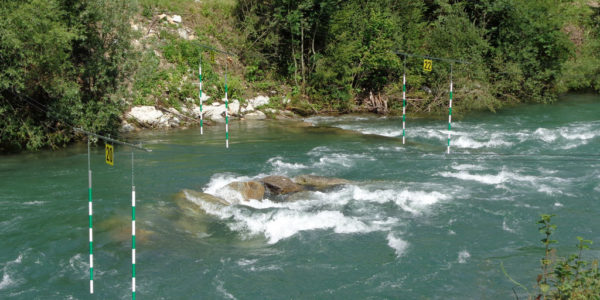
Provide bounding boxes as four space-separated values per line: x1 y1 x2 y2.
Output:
1 94 599 299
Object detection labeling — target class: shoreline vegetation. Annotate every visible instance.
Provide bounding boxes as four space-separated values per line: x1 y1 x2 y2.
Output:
1 0 600 152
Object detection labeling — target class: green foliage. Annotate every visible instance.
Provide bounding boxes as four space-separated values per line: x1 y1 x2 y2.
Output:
558 2 600 92
3 0 600 152
534 214 600 299
504 214 600 299
237 0 590 114
0 0 134 152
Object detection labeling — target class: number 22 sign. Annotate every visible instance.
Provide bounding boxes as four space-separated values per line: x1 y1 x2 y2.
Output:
423 59 433 72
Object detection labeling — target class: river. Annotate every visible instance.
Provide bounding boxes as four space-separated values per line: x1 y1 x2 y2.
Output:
1 94 599 299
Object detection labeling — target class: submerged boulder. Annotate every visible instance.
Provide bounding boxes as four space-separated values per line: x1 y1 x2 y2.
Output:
261 175 303 195
98 216 154 244
225 181 265 201
293 175 350 190
173 189 230 214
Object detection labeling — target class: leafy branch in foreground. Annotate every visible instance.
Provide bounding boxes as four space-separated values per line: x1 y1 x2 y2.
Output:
504 214 600 300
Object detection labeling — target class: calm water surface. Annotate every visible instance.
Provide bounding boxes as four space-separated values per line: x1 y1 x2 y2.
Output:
1 94 599 299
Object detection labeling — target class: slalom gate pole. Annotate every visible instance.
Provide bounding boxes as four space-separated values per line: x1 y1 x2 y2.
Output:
88 138 94 294
199 55 203 135
402 58 407 145
447 64 453 154
75 128 150 296
225 64 229 148
131 152 136 299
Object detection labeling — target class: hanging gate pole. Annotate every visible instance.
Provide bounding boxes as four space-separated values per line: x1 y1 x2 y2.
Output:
75 128 150 296
88 138 94 294
199 55 203 135
225 64 229 148
447 64 453 154
131 152 136 299
402 57 407 144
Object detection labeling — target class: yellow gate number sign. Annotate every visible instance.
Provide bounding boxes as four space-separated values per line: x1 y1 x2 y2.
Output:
105 144 114 166
423 59 433 72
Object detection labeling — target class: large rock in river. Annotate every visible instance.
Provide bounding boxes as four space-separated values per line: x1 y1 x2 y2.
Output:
261 175 303 195
293 175 350 190
225 181 265 201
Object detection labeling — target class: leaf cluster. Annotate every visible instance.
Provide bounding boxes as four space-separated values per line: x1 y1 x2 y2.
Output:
0 0 135 152
528 215 600 299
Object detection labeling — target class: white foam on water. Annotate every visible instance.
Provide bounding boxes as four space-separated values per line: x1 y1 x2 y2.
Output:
458 250 471 264
320 185 450 215
0 273 14 290
202 173 269 204
267 148 375 176
387 233 409 257
438 170 508 185
526 122 600 149
190 177 452 244
315 154 355 168
22 201 45 206
451 164 486 171
231 210 376 244
247 264 282 272
438 169 539 185
452 135 513 149
192 187 385 244
267 156 308 174
554 202 563 207
535 128 558 143
192 167 454 246
67 254 87 278
307 146 330 155
560 122 599 141
236 259 258 267
0 254 23 290
375 146 405 152
215 277 237 300
538 185 562 196
538 168 558 175
335 125 402 137
502 220 515 233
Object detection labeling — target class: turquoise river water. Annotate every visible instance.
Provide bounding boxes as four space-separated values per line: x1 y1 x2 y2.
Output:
1 94 599 299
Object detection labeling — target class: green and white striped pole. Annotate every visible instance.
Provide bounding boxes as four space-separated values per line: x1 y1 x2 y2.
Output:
199 55 203 135
87 138 94 294
131 151 136 299
447 64 453 154
225 66 229 148
402 59 407 145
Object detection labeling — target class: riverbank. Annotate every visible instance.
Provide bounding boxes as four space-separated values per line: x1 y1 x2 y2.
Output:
2 0 600 152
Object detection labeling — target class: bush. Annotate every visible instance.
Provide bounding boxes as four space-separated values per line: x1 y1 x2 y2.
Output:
504 214 600 299
0 0 134 152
